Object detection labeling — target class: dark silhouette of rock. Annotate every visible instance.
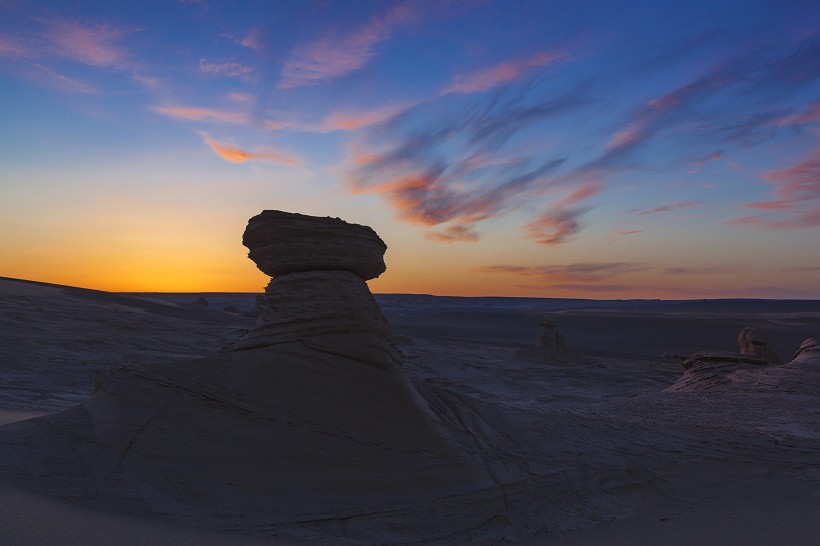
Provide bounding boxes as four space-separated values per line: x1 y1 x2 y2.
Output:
516 314 572 362
222 305 239 314
242 210 387 280
188 296 208 308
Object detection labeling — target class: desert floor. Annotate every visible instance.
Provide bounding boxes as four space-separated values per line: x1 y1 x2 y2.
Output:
1 276 818 544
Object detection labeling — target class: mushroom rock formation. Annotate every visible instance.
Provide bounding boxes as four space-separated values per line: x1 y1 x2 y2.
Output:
0 210 505 543
738 326 782 364
233 211 396 364
516 315 572 362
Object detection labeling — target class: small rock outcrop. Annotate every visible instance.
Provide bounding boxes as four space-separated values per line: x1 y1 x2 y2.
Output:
188 296 208 308
665 327 815 392
517 315 572 362
791 338 820 367
738 326 782 364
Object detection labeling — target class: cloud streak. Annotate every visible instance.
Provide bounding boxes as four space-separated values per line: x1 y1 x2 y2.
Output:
729 147 820 229
524 207 589 245
635 201 703 216
200 133 301 166
42 18 130 68
197 59 254 79
278 1 420 89
442 51 564 95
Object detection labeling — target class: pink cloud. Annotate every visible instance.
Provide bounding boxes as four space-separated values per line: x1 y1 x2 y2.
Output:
690 151 723 172
200 133 301 166
425 225 479 243
726 209 820 230
43 19 130 68
743 200 792 210
152 105 248 124
278 2 420 89
227 92 254 104
606 120 648 150
239 28 262 51
770 102 820 127
0 34 27 58
762 147 820 202
442 50 564 95
553 182 601 208
731 148 820 228
524 208 586 245
322 102 411 131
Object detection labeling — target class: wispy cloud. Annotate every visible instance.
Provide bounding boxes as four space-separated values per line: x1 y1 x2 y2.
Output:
322 102 415 131
42 18 130 68
199 133 301 166
729 147 820 229
442 51 564 95
278 1 420 89
344 82 590 242
770 102 820 127
152 105 248 124
635 201 703 216
27 63 96 93
0 34 27 58
690 151 723 172
197 58 254 79
425 225 479 243
523 207 588 245
600 33 820 170
239 28 262 51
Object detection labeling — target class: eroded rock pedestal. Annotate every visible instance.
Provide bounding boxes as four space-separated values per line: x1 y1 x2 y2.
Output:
0 211 506 543
233 211 400 369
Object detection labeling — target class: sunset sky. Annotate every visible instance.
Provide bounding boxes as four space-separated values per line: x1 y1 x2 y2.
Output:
1 0 819 298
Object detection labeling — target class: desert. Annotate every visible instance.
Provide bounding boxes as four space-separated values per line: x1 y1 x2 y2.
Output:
3 1 820 543
1 210 818 545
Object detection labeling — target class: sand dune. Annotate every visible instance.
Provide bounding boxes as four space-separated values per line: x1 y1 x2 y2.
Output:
0 212 818 544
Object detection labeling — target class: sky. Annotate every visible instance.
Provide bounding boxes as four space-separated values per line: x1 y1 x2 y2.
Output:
1 0 819 298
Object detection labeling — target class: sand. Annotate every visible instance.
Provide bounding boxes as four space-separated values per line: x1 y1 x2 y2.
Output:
1 276 818 544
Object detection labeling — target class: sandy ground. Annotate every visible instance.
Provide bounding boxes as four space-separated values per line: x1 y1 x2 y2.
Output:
1 276 819 544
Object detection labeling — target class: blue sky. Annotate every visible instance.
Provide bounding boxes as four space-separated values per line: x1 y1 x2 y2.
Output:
1 0 819 297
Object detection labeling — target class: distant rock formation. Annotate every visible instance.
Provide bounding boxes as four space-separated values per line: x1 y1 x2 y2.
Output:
666 327 811 392
188 296 208 308
517 314 572 362
737 326 782 364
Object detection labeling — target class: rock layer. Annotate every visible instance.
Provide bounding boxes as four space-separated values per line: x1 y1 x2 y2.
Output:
242 210 387 280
